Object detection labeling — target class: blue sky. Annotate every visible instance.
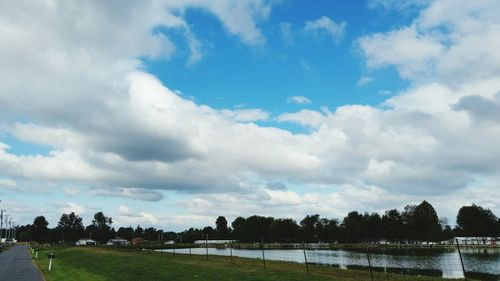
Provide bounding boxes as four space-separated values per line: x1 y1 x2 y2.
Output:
1 0 500 231
147 0 409 115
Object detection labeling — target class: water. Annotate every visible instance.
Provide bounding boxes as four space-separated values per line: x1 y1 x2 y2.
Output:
158 247 500 279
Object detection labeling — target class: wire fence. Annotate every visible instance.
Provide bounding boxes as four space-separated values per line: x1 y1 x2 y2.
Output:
150 239 499 281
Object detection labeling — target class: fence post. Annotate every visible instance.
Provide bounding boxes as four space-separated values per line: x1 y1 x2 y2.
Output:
230 242 233 264
205 234 209 260
173 242 176 256
456 239 468 281
189 247 191 259
261 237 266 268
366 244 374 281
302 243 309 277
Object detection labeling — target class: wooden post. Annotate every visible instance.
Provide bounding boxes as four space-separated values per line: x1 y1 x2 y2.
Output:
230 242 233 263
366 245 374 281
303 243 309 277
205 234 208 260
261 237 266 268
456 239 468 281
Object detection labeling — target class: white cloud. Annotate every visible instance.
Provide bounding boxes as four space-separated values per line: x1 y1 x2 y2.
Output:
304 16 346 43
287 96 312 105
359 0 500 84
57 201 86 215
202 0 271 45
0 178 16 188
63 186 79 196
116 205 211 229
1 0 500 224
179 184 408 223
220 108 270 122
277 109 327 128
358 26 443 80
357 76 373 86
89 187 164 202
280 22 294 44
367 0 431 11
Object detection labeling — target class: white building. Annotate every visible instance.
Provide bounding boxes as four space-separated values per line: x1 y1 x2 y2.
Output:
455 237 498 245
76 239 96 246
194 239 234 244
106 239 130 246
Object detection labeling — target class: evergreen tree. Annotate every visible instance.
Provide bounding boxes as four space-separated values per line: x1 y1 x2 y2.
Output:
32 216 49 243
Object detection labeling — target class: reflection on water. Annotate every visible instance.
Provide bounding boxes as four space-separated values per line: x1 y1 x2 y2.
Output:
158 247 500 279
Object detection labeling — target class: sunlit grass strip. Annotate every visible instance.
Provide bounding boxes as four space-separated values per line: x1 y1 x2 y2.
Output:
32 246 473 281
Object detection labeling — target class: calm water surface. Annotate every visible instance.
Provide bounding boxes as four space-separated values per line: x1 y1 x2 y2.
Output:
158 247 500 279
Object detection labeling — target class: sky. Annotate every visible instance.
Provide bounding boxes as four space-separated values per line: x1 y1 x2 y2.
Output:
1 0 500 231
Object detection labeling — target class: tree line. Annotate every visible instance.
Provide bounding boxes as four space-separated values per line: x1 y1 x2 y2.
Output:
15 201 500 244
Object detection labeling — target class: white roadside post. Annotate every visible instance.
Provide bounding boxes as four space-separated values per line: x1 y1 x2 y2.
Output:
35 248 39 259
48 253 55 271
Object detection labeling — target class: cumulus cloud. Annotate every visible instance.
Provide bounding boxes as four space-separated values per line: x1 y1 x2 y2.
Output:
220 108 270 122
358 26 443 80
0 178 16 188
1 0 500 223
63 186 80 196
286 96 312 105
359 0 500 84
179 184 408 223
89 187 164 202
277 109 327 128
116 205 211 228
357 76 373 86
367 0 431 11
280 22 294 44
56 201 86 214
304 16 346 43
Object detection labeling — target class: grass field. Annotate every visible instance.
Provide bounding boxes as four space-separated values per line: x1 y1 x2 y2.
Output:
31 246 471 281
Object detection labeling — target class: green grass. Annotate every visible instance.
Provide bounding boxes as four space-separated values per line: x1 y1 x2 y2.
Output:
31 246 471 281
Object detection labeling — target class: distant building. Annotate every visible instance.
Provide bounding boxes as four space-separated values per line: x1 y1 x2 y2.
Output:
131 237 143 245
455 237 498 246
106 238 130 246
76 239 96 246
194 239 234 245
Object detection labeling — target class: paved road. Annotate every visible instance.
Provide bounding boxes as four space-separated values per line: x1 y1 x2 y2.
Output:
0 245 43 281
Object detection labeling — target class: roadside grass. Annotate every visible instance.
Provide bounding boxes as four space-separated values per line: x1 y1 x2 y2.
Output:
31 246 471 281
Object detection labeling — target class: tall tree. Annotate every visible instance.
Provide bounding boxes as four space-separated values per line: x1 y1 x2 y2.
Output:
202 226 215 239
87 212 113 243
180 228 203 243
456 204 498 239
412 201 440 241
134 225 143 238
231 217 246 240
56 212 84 242
317 218 340 243
363 212 382 242
381 209 404 242
117 226 135 240
32 216 49 243
144 227 158 241
300 214 320 242
402 204 417 241
341 211 364 243
215 216 228 238
269 218 299 243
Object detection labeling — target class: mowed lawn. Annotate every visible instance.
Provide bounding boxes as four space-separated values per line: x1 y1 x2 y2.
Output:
32 247 468 281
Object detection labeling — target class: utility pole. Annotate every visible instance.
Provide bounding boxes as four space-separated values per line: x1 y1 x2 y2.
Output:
4 215 9 240
12 220 15 240
6 217 11 240
0 209 4 242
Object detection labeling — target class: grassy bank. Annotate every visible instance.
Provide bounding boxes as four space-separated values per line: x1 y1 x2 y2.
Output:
31 246 471 281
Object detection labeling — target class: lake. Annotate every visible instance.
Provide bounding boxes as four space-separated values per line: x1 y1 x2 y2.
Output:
158 247 500 280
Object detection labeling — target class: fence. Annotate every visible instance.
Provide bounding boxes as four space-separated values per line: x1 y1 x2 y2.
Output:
150 239 499 281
